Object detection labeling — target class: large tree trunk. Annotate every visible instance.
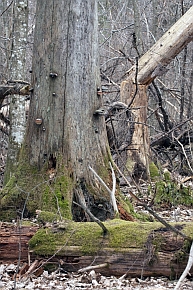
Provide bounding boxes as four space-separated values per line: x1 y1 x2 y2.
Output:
0 0 114 222
121 5 193 179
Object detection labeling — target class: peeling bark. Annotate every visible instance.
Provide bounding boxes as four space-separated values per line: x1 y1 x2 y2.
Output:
0 223 38 263
120 79 149 180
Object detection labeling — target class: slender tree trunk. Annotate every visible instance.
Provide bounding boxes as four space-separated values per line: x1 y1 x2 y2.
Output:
0 0 13 83
131 0 143 56
187 49 193 118
0 1 6 83
4 0 28 184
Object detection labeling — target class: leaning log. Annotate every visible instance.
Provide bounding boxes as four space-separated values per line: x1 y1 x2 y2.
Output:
121 6 193 178
27 220 193 278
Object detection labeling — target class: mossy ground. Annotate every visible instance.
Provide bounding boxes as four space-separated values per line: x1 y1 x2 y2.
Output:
0 151 73 221
148 163 193 207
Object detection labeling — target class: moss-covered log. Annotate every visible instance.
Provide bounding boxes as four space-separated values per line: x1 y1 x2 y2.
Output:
27 220 193 278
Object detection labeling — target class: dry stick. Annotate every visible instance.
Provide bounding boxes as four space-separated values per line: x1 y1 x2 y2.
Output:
13 187 31 289
174 241 193 290
113 162 190 241
109 162 119 213
78 263 108 273
89 165 118 214
73 201 108 235
22 260 39 279
150 116 193 147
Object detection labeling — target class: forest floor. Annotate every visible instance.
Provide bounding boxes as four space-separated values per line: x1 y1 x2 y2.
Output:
0 263 193 289
1 205 193 289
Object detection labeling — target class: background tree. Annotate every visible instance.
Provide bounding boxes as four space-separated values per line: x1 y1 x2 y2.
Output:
3 0 29 184
98 0 193 177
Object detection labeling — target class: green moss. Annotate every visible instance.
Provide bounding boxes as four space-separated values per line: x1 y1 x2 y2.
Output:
125 158 135 173
182 222 193 238
37 211 60 224
0 150 74 221
163 170 171 181
155 180 193 207
117 194 132 214
29 220 162 255
117 194 153 222
107 220 159 248
29 229 57 255
149 162 160 181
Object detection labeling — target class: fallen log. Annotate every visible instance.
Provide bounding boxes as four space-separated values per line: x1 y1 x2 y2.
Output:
1 220 193 279
0 222 38 263
28 220 193 279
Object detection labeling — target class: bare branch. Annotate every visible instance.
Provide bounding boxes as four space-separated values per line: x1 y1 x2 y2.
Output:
89 165 118 213
78 263 108 273
73 201 108 235
109 162 118 213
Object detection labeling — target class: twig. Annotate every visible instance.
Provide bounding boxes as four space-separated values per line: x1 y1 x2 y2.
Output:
78 263 108 273
100 71 120 88
109 162 118 213
0 0 13 16
174 137 193 173
89 166 112 195
89 165 118 213
174 241 193 290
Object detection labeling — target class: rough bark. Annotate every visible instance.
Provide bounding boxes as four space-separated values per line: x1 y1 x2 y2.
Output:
127 5 193 85
0 0 114 222
0 0 13 83
0 222 38 263
120 79 149 180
